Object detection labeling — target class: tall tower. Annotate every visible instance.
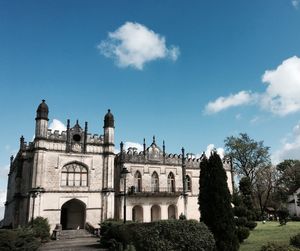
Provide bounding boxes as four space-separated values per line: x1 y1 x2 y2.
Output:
35 99 49 139
102 109 115 220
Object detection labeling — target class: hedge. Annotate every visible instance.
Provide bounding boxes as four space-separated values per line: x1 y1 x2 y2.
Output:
100 220 215 251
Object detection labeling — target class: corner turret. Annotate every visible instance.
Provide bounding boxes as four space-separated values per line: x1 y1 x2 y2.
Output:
104 109 114 128
103 109 114 147
35 100 49 139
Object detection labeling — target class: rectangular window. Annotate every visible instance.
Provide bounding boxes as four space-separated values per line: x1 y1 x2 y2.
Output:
68 173 74 186
75 173 81 186
81 173 87 186
61 173 67 186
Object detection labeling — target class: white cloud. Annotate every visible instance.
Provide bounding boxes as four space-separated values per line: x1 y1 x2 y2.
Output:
272 121 300 164
205 91 255 114
49 119 66 133
261 56 300 116
0 189 6 220
292 0 299 9
98 22 180 70
204 56 300 116
204 144 225 159
124 142 144 152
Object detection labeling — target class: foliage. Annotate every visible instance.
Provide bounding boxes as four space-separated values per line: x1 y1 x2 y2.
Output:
237 226 250 243
260 243 299 251
277 208 289 225
29 216 50 242
291 216 300 221
290 233 300 248
245 221 258 230
277 160 300 195
199 152 239 251
224 133 270 184
100 220 215 251
179 213 186 220
238 177 257 221
0 228 41 251
254 166 277 218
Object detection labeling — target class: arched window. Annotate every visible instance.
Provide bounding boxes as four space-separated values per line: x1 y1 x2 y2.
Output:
134 171 142 192
151 172 159 192
167 172 175 192
186 175 191 192
61 163 88 187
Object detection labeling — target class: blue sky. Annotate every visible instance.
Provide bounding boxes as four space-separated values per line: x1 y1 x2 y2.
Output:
0 0 300 217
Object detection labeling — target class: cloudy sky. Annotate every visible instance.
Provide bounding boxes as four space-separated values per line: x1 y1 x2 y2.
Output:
0 0 300 218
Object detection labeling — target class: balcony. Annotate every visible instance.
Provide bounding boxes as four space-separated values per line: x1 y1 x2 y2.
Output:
127 186 183 197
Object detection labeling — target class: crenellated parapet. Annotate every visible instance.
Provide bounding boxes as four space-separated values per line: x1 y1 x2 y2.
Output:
116 138 232 170
45 129 104 145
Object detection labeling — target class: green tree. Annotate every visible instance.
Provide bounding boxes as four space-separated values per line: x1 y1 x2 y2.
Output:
224 133 271 185
277 159 300 194
199 151 239 251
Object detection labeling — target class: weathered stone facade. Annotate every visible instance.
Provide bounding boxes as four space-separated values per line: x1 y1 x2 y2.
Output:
3 100 234 231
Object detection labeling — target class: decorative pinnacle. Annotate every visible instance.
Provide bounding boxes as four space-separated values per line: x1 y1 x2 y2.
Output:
42 99 45 103
108 109 111 113
153 136 156 144
120 141 124 152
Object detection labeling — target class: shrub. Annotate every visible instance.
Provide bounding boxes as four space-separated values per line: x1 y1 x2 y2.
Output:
245 221 257 230
237 226 250 243
100 220 215 251
0 228 41 251
277 208 289 225
235 216 247 227
290 233 300 248
261 242 299 251
291 216 300 221
29 216 50 242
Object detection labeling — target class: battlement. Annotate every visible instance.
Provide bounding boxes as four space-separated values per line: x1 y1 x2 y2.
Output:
45 128 104 145
117 139 232 170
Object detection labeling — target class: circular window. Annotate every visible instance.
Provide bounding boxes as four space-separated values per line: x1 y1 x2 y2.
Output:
73 134 81 142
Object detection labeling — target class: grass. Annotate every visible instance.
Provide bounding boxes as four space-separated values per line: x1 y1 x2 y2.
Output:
240 221 300 251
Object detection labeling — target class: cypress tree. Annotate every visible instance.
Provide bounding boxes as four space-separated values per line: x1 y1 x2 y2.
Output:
199 151 239 251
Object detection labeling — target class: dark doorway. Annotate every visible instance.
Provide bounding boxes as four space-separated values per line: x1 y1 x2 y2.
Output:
60 199 86 230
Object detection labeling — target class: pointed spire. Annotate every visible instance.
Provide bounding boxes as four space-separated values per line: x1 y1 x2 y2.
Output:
10 155 14 166
152 135 156 144
20 135 24 149
163 140 166 156
120 141 124 153
143 138 146 155
120 141 124 162
67 119 70 129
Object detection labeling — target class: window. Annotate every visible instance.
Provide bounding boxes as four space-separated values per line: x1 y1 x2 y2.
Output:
151 172 159 192
167 172 175 192
186 175 191 192
61 163 88 187
134 171 142 192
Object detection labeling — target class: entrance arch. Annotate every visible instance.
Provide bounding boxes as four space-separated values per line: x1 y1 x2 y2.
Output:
60 199 86 230
132 205 143 222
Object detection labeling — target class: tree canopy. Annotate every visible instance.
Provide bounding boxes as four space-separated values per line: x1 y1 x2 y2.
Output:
224 133 271 185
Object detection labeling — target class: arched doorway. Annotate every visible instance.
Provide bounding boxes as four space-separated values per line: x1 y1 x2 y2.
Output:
60 199 86 230
168 205 177 219
151 205 161 222
132 205 143 222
